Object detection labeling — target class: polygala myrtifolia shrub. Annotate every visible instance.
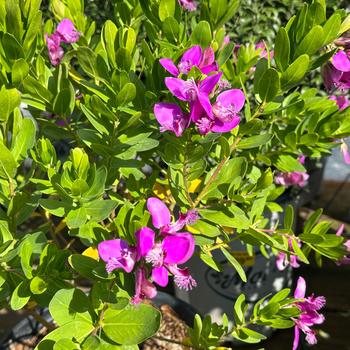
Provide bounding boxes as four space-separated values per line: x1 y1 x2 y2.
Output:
0 0 350 349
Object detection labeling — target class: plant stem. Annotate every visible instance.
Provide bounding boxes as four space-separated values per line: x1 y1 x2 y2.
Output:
192 137 241 208
26 308 56 332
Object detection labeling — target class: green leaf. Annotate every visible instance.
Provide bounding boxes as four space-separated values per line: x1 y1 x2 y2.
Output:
281 54 310 90
2 33 24 60
269 288 290 304
35 321 94 350
322 14 341 46
53 338 79 350
116 48 132 71
238 134 272 149
103 304 161 345
284 205 294 231
258 68 280 102
294 25 324 58
101 20 118 67
53 87 75 117
221 247 247 282
30 276 48 295
190 21 212 48
11 118 36 163
117 83 136 105
0 87 21 122
12 58 30 84
66 207 87 229
69 254 111 281
233 294 245 325
39 199 70 217
20 239 33 279
200 252 223 272
274 28 290 71
159 0 175 21
0 142 17 179
10 280 30 310
162 17 179 43
84 200 118 221
275 155 305 172
49 288 93 326
339 13 350 35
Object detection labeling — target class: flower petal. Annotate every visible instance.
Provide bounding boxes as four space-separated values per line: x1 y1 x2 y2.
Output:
292 326 300 350
147 197 171 229
154 102 187 136
56 18 80 43
210 117 240 133
332 50 350 72
216 89 245 112
181 45 202 67
165 77 189 101
199 72 222 95
152 266 169 287
159 58 179 76
98 239 127 262
198 92 213 118
294 276 306 298
135 227 155 259
163 232 195 264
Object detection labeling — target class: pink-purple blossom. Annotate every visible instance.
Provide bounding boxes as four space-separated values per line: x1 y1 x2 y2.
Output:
131 266 157 304
160 45 218 76
329 95 349 110
45 33 64 66
274 171 309 187
135 226 196 290
147 197 199 234
178 0 198 11
340 140 350 165
276 239 301 271
45 18 80 66
292 277 326 349
98 239 137 273
321 50 350 91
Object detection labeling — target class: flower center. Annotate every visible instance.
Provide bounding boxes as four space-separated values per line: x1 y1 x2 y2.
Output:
145 244 164 267
195 117 212 135
213 101 237 123
178 60 193 74
184 78 198 101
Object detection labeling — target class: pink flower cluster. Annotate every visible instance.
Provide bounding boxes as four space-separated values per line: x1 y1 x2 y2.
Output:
45 19 80 66
178 0 198 11
98 198 198 304
274 155 309 188
292 277 326 349
154 45 245 136
276 239 301 271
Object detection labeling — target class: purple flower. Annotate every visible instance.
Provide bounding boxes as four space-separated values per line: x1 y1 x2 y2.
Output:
56 18 80 44
292 277 326 349
147 197 199 234
192 88 245 135
274 172 309 187
255 41 274 60
153 102 189 137
335 224 350 265
321 51 350 91
45 33 64 66
98 239 137 273
276 239 301 271
160 45 218 76
340 140 350 165
178 0 198 12
329 95 349 110
135 227 196 290
131 266 157 304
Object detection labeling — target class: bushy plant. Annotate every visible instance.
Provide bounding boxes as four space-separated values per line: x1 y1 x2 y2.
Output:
0 0 350 349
